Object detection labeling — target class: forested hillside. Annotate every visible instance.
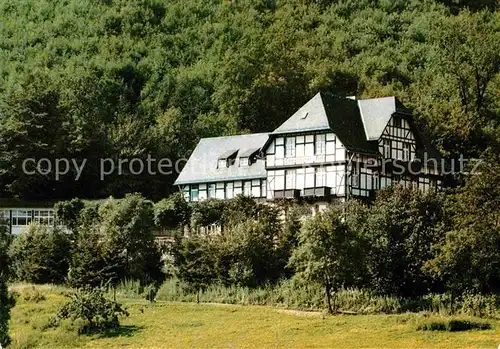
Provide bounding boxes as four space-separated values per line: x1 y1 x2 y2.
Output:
0 0 498 200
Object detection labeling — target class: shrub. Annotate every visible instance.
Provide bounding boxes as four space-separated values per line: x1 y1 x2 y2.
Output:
9 224 71 284
365 186 447 298
425 156 500 295
154 192 191 231
416 318 491 332
460 293 499 318
173 237 217 300
54 198 85 232
69 194 165 288
290 202 365 313
218 213 284 287
190 198 227 229
99 194 165 285
68 228 125 288
20 287 46 303
51 288 129 334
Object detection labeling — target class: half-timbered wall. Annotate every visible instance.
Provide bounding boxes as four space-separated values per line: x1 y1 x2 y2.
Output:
266 133 345 167
181 179 267 202
378 116 416 161
264 132 347 199
349 163 378 197
266 164 346 198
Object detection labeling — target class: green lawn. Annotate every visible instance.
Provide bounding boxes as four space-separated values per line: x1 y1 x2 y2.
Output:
9 285 500 349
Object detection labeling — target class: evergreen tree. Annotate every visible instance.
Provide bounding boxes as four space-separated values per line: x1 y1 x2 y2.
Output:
0 220 14 347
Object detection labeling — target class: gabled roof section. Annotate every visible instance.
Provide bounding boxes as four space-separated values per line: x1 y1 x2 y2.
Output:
174 133 268 186
357 97 397 141
321 93 379 155
219 149 238 160
271 92 379 155
239 148 260 158
272 92 330 135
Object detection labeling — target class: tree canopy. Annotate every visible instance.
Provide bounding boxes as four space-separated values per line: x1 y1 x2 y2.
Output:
0 0 498 200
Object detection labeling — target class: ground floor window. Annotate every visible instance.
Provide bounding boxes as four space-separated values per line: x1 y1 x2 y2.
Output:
34 210 55 225
12 210 32 226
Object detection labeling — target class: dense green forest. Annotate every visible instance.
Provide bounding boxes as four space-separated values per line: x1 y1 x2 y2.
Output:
0 0 498 200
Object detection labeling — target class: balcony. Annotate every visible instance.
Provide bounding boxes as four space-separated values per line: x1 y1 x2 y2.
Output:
273 189 301 199
302 186 331 198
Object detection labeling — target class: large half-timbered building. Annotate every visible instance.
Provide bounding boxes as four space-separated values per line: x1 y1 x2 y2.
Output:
175 92 445 209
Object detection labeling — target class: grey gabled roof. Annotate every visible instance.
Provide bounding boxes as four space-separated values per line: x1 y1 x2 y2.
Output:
272 93 330 135
321 93 380 155
358 97 397 141
239 148 260 157
174 133 268 186
219 149 238 159
271 92 379 155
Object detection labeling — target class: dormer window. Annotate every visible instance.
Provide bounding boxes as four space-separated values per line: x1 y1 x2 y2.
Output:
218 159 228 168
239 157 249 167
218 149 238 168
238 148 260 166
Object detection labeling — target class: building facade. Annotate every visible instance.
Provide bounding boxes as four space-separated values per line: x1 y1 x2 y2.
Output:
0 202 55 235
175 92 445 208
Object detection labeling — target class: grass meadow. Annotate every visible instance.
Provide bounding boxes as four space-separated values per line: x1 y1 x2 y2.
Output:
8 284 500 349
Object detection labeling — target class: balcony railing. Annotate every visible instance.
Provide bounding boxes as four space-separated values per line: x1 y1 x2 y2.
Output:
302 186 331 198
273 189 301 199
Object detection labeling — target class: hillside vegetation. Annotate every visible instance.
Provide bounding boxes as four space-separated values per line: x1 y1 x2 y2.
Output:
0 0 498 200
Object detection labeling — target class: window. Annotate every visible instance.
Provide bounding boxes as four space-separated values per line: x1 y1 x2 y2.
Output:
218 159 227 168
315 134 326 155
199 184 207 200
34 210 55 226
276 138 285 159
261 180 267 197
182 186 190 201
296 168 305 190
243 181 252 196
285 137 296 158
225 182 234 199
326 136 335 155
305 168 315 188
208 184 216 198
285 170 296 189
315 167 326 187
252 180 261 197
216 182 225 199
190 185 199 201
239 157 249 167
352 166 360 187
12 210 32 226
276 146 284 159
274 170 285 190
296 136 305 159
383 139 391 158
305 136 314 157
234 181 242 196
326 166 336 188
403 143 411 161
